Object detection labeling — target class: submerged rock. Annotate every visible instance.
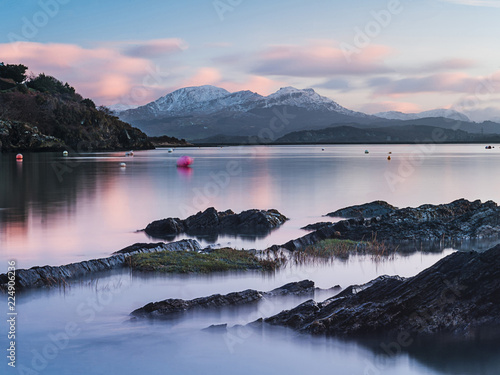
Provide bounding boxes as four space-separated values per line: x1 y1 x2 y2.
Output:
264 245 500 340
144 207 288 239
276 199 500 251
131 280 315 318
0 239 201 291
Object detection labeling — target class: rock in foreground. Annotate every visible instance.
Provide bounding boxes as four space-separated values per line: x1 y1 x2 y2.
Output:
0 239 200 291
144 207 288 239
264 245 500 340
131 280 315 318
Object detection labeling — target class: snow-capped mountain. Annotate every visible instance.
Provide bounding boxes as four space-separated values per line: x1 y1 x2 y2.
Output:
119 85 368 121
258 87 365 116
117 85 483 141
375 109 470 122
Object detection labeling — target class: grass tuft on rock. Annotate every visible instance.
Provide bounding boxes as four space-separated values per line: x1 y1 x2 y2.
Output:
128 248 279 273
295 238 390 261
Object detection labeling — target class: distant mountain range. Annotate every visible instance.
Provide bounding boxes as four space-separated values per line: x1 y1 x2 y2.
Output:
116 85 500 143
375 109 470 122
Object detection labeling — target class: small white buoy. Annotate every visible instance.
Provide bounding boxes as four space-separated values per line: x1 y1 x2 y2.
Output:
167 148 173 153
120 163 126 168
364 150 369 154
62 150 68 156
16 153 23 161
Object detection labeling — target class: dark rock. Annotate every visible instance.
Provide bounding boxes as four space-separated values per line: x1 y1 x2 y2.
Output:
265 280 315 296
275 199 500 251
202 324 228 332
264 245 500 340
0 120 66 152
301 222 333 231
144 218 185 238
131 280 315 318
278 225 342 251
144 207 288 239
327 200 397 218
0 239 201 291
113 242 167 254
131 289 263 317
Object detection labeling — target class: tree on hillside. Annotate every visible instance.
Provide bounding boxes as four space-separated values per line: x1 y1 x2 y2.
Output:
0 63 28 83
26 73 80 100
81 98 96 109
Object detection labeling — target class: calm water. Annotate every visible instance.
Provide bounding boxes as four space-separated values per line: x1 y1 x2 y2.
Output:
1 144 500 374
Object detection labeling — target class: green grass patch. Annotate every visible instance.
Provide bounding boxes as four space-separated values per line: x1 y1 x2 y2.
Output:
295 238 390 261
128 248 279 273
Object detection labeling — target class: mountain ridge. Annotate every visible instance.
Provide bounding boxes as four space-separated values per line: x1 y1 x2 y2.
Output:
116 85 500 142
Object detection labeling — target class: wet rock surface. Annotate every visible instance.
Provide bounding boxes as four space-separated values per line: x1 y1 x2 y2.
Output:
327 200 398 218
276 199 500 251
144 207 288 239
264 245 500 340
0 239 201 291
131 280 315 318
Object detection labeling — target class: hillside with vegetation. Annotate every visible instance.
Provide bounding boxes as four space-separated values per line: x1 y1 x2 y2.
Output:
0 63 153 152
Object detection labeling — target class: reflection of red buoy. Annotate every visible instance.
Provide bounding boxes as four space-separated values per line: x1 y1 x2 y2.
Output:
177 166 193 177
16 153 23 161
177 156 193 167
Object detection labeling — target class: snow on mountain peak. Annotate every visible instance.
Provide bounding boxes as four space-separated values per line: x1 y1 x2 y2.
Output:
263 87 361 115
121 85 366 119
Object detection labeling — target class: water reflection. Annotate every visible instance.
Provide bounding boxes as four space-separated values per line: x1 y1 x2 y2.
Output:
2 144 500 267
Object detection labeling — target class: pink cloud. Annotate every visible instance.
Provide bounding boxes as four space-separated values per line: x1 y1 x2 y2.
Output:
0 41 166 105
360 101 422 114
184 67 222 87
252 42 392 77
219 75 284 96
180 67 284 96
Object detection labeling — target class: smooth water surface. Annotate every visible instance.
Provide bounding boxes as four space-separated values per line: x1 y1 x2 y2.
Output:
1 144 500 267
1 144 500 374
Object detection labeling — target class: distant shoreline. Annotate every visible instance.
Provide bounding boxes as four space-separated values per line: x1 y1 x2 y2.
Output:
187 140 500 147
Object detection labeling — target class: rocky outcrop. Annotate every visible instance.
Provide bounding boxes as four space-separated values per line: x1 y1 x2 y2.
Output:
0 120 66 152
327 200 397 218
131 280 315 318
301 222 333 231
144 207 288 239
0 239 200 291
264 245 500 340
275 199 500 251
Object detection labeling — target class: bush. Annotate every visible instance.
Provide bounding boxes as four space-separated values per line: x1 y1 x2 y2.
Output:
0 63 28 83
81 98 96 109
27 73 77 98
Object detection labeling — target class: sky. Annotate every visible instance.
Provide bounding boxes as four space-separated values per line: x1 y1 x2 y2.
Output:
2 0 500 121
